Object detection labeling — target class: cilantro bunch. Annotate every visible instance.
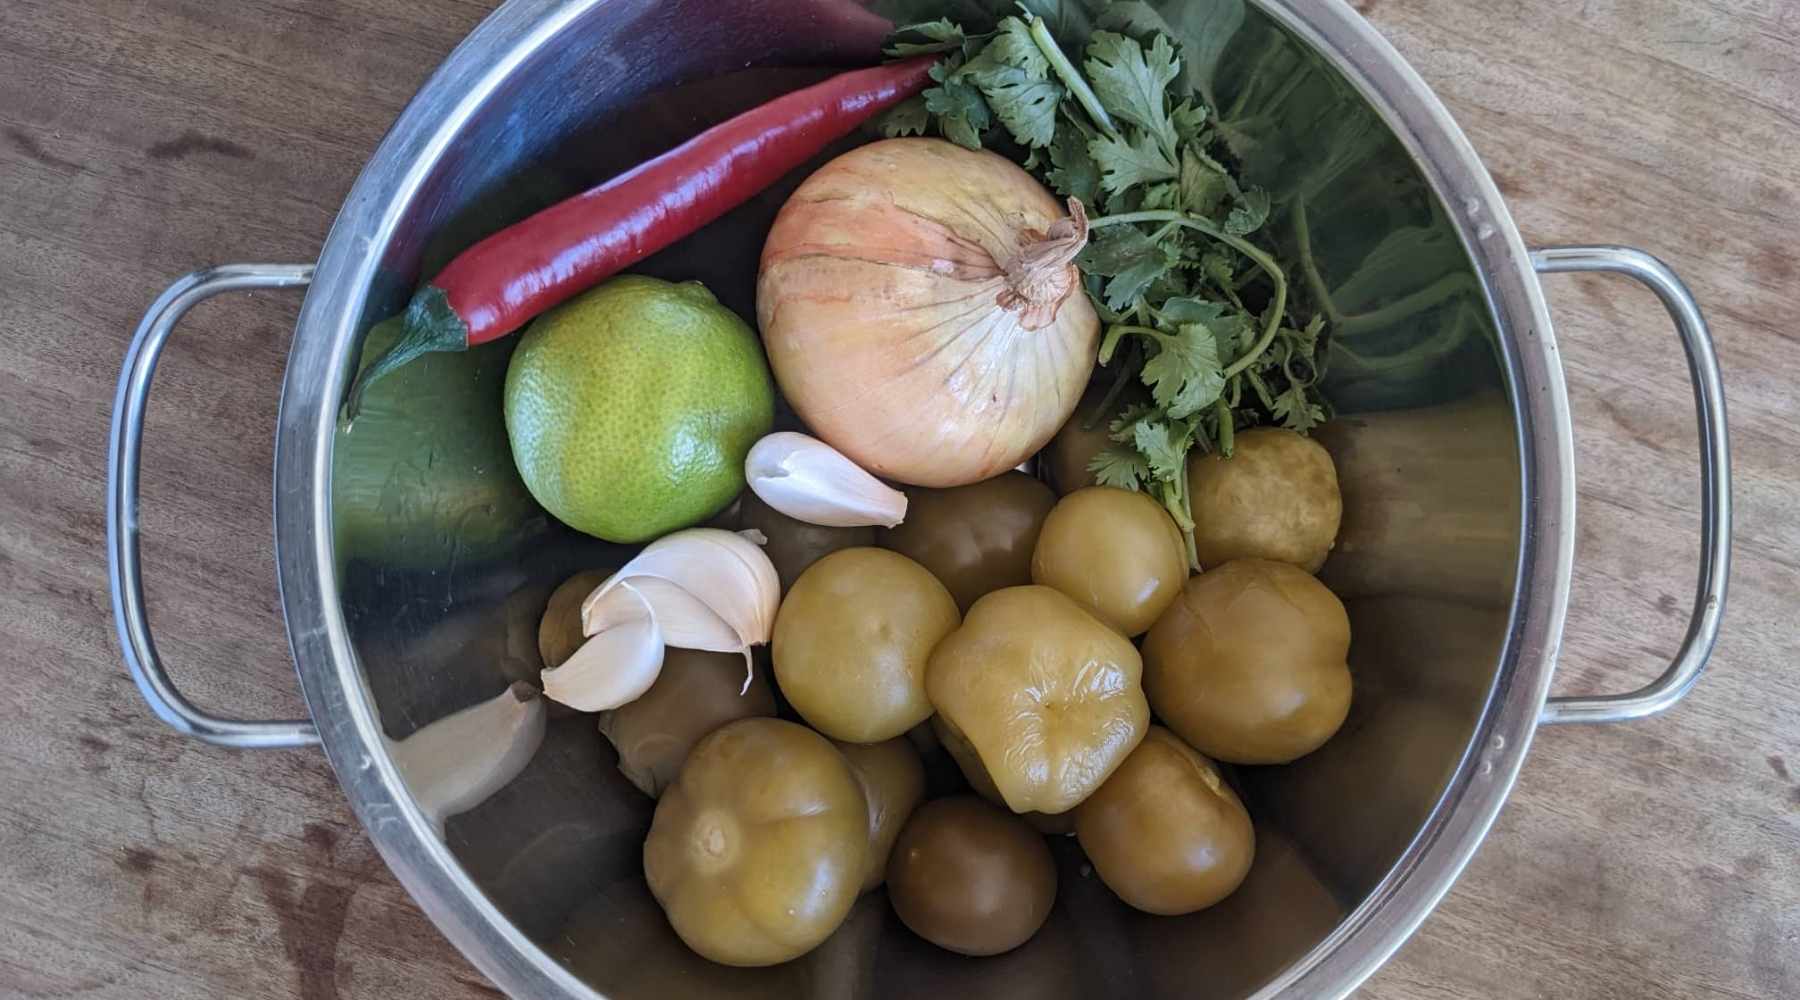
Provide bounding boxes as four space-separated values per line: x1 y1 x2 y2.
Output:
878 3 1330 566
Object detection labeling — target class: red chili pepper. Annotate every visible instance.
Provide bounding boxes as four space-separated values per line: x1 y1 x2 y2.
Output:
345 55 938 416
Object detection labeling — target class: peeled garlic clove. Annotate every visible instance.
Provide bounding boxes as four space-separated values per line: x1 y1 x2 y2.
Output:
746 432 907 529
389 681 547 837
548 583 665 711
581 528 780 648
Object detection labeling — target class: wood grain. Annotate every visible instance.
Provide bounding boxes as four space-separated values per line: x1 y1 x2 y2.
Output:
0 0 1794 997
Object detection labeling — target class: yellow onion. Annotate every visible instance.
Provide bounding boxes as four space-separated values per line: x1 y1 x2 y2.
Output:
757 138 1099 488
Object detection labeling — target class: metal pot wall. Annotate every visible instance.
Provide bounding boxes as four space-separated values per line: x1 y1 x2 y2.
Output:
105 0 1731 996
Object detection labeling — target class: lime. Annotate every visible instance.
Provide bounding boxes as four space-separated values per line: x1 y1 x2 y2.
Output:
503 276 774 543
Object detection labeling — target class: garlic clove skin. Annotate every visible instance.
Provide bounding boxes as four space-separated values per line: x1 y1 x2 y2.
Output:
548 583 665 712
389 681 547 837
580 528 780 649
746 432 908 529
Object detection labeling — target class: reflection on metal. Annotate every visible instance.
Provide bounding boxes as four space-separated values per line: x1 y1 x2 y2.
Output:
1212 21 1505 419
1317 393 1521 611
1250 596 1509 900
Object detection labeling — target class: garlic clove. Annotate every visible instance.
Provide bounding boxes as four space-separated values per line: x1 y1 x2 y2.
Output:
389 681 547 837
584 575 742 653
547 583 665 712
581 528 780 649
746 432 908 529
726 529 781 640
580 581 648 636
620 577 742 652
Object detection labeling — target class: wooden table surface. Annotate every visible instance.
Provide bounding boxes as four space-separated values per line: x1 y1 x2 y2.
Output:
2 0 1796 997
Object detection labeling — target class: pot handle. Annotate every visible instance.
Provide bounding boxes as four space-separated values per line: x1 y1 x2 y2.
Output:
1531 246 1731 725
108 265 321 749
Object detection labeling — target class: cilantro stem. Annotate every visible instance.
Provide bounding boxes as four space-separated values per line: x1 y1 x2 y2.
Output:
1220 281 1247 314
1100 323 1175 363
1087 341 1139 431
1089 210 1289 380
1098 325 1128 364
1244 366 1275 409
1025 15 1120 139
1213 397 1235 455
1159 478 1199 572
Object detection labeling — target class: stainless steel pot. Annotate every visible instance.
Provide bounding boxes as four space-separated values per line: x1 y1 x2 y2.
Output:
106 1 1732 996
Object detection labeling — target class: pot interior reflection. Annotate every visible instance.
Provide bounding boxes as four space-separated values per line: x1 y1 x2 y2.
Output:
328 1 1519 995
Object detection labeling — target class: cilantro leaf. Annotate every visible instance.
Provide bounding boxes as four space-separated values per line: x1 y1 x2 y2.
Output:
1159 296 1228 326
1100 258 1173 311
1272 383 1326 432
968 67 1061 147
1108 402 1158 442
1171 98 1210 143
1139 181 1180 211
1089 128 1178 195
885 18 968 56
967 16 1049 76
1224 187 1271 235
1288 313 1326 358
1083 31 1181 154
1213 311 1253 362
1097 0 1246 108
1089 446 1150 491
1083 272 1128 323
878 96 931 138
924 70 993 149
956 19 1063 149
1130 417 1190 483
1079 226 1177 311
1198 250 1234 288
1179 145 1231 217
1144 265 1189 303
1045 119 1101 204
1080 224 1159 273
1140 323 1226 419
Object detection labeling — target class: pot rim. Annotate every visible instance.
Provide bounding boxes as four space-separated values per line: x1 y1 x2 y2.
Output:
271 1 1575 996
